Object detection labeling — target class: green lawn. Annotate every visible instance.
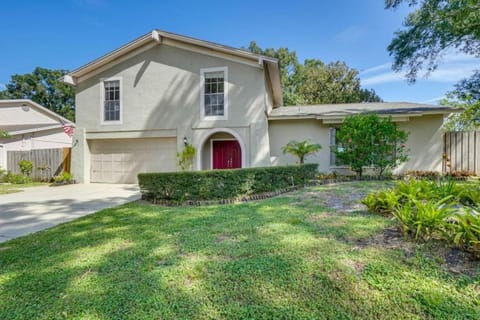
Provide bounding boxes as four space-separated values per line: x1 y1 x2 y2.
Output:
0 182 47 195
0 181 478 319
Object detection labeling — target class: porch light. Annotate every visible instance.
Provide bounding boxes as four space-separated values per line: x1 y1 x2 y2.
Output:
183 136 188 145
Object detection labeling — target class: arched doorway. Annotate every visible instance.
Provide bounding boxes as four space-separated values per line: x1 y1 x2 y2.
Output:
197 128 245 170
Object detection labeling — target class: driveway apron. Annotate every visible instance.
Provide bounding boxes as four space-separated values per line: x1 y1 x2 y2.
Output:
0 183 140 243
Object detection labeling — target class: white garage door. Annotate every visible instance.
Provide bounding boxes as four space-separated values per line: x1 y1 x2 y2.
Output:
90 138 177 183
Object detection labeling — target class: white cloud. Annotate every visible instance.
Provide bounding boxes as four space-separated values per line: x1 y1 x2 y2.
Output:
0 83 5 90
361 71 404 86
359 63 391 76
360 53 478 86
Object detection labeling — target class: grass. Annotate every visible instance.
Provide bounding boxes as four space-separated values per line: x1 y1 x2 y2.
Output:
0 181 478 319
0 182 47 195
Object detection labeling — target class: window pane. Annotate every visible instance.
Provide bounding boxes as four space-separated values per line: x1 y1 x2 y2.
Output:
203 71 225 117
104 80 120 121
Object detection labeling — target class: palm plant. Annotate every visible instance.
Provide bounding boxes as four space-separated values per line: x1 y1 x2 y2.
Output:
282 140 322 164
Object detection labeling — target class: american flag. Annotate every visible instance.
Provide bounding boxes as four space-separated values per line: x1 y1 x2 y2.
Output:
62 123 74 137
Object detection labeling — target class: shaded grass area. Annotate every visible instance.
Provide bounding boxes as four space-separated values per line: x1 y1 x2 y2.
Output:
0 181 478 319
0 182 47 195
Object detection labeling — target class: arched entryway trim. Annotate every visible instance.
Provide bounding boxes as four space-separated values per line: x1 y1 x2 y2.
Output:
196 128 246 170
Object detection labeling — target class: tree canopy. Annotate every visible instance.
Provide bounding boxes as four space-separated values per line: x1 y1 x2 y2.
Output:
442 71 480 130
386 0 480 130
386 0 480 82
0 67 75 121
246 42 382 105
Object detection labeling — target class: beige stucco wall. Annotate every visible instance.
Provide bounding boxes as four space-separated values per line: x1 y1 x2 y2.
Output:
268 114 446 174
73 44 272 182
268 119 331 171
396 115 445 173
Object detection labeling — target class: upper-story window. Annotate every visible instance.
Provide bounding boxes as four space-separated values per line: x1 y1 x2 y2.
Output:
201 67 228 120
102 78 121 123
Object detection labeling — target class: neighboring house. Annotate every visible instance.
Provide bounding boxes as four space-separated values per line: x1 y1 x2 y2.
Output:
0 99 74 170
63 30 456 184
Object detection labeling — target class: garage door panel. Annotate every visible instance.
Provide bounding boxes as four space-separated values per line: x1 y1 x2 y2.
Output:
90 138 176 183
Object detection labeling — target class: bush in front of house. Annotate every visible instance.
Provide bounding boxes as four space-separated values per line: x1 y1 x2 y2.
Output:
333 113 409 179
138 164 318 202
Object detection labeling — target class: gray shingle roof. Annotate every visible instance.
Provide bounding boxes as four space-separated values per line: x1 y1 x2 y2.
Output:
269 102 458 119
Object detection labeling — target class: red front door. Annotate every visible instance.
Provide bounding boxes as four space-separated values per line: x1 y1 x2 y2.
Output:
212 140 241 169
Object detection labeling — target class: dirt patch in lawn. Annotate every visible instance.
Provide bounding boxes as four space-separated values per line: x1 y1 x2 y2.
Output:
290 182 380 213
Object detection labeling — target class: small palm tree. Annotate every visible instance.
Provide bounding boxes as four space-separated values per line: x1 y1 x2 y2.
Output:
282 140 322 164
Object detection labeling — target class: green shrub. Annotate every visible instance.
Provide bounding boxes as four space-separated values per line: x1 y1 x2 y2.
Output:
5 172 31 184
395 179 433 201
452 208 480 255
362 190 400 215
19 160 33 176
393 197 454 241
138 164 318 202
429 179 462 201
458 184 480 208
53 172 74 184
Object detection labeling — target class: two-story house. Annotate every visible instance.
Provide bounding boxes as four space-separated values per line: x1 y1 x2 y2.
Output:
64 30 455 183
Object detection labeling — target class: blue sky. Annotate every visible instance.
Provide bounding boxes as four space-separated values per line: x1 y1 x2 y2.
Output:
0 0 477 104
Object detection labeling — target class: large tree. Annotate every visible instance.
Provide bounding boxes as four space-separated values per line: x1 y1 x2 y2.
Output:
386 0 480 130
386 0 480 82
442 71 480 130
0 67 75 121
246 42 382 105
297 59 381 104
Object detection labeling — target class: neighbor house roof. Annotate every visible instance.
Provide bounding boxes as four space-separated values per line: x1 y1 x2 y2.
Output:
62 29 283 107
268 102 459 123
0 99 74 135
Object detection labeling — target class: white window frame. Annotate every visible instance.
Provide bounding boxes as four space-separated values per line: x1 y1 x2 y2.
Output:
100 77 123 125
200 67 228 120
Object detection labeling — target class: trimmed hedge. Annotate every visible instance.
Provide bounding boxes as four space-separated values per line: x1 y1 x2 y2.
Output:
138 164 318 202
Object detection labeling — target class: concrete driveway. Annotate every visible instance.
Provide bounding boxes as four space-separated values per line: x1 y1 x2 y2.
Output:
0 183 140 243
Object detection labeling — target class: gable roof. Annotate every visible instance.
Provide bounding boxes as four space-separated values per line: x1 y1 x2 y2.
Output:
268 102 459 122
0 99 74 135
62 29 283 107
